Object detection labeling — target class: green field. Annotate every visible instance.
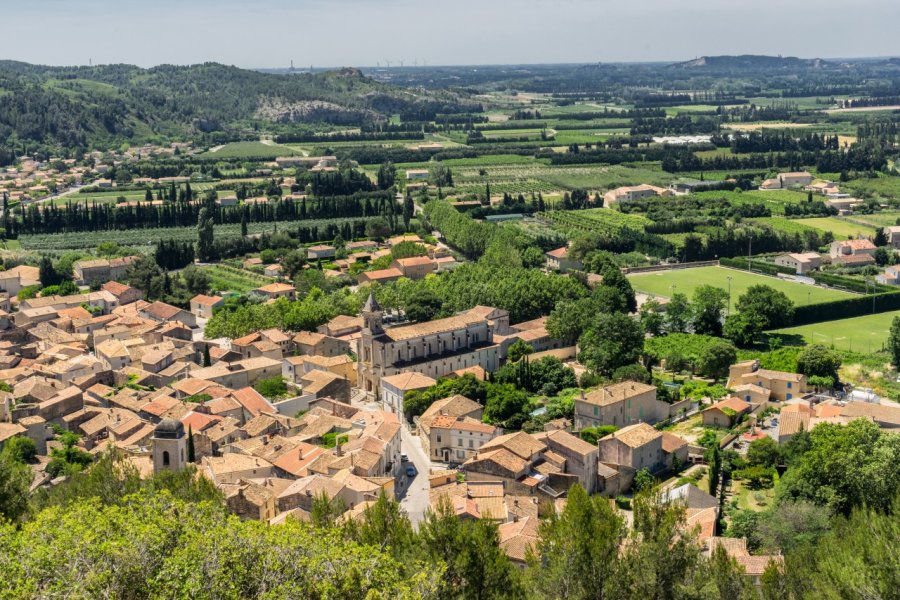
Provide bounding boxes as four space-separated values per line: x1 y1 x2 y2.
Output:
628 266 856 311
204 141 303 159
772 310 899 353
794 217 876 240
204 264 274 293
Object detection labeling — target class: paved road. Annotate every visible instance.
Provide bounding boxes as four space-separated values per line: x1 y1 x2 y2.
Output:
398 425 431 527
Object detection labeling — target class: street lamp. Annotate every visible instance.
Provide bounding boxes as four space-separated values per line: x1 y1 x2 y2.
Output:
726 276 732 316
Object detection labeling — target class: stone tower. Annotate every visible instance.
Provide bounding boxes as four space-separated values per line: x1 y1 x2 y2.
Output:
152 418 187 473
358 292 384 394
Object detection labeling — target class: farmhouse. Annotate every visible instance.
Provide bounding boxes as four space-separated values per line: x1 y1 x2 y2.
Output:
727 360 806 402
774 252 821 274
759 171 813 190
254 283 296 301
603 184 670 207
306 245 336 260
829 239 876 260
545 246 582 273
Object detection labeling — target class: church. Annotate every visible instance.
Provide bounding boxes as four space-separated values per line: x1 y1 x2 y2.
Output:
356 294 506 397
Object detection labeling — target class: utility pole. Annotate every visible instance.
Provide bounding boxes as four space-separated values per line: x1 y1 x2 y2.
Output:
727 276 732 316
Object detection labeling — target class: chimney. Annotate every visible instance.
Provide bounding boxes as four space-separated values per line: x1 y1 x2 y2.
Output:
305 489 312 497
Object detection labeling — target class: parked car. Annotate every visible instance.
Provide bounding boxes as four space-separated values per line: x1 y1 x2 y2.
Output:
400 454 409 463
405 464 417 478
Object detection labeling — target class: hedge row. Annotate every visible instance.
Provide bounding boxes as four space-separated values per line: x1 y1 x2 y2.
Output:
720 257 893 294
792 291 900 325
719 257 795 276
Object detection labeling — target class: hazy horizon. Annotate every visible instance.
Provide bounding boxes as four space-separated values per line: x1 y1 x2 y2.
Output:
5 0 899 70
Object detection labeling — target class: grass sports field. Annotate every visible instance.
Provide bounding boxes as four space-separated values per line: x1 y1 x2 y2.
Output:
772 310 900 353
628 266 856 312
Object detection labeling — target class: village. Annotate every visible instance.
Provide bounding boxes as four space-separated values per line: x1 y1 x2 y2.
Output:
1 211 897 584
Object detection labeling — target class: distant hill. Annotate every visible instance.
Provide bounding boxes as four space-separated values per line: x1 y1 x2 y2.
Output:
668 55 828 70
0 61 480 160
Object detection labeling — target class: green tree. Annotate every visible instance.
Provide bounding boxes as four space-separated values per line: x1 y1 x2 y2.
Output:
639 298 666 336
507 339 534 363
723 312 764 348
38 255 59 287
196 206 215 262
890 316 900 369
633 468 655 493
621 490 704 600
776 419 900 514
528 484 624 600
796 344 841 384
735 285 795 329
0 452 30 522
697 340 737 381
402 191 414 230
691 285 729 336
403 288 442 323
420 498 522 600
600 265 637 313
708 544 755 600
253 376 288 399
1 436 36 463
578 313 644 377
181 265 210 295
664 292 692 333
546 298 596 343
747 436 781 469
187 426 196 463
377 160 396 190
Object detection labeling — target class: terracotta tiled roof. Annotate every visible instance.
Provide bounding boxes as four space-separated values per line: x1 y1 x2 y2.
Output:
604 423 661 449
582 380 656 407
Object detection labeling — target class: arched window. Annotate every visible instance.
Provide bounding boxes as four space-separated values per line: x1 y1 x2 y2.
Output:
163 450 170 466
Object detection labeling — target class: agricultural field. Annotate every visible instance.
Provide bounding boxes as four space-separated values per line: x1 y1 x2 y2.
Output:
839 212 900 228
690 189 810 215
841 175 900 201
541 208 651 235
772 310 900 353
628 266 856 311
203 141 303 159
204 264 274 294
794 217 877 240
749 217 827 237
16 217 366 251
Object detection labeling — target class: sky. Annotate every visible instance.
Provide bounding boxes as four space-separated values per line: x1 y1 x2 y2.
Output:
5 0 899 68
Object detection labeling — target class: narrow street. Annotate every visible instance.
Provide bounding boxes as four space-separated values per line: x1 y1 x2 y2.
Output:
398 425 431 527
350 390 432 527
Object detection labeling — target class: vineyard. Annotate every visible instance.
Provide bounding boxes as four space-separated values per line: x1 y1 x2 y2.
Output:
16 217 368 251
205 264 274 293
749 217 825 236
539 208 652 235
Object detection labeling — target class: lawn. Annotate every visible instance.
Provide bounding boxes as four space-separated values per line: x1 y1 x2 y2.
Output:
795 217 877 240
628 266 856 311
772 310 900 353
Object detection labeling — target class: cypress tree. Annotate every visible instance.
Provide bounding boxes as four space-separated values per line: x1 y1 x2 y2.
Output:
187 426 196 463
